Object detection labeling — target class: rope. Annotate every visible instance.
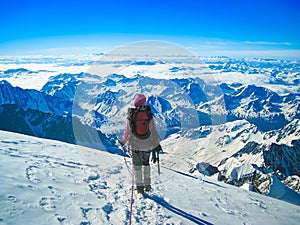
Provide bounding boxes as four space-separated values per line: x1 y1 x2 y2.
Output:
124 157 133 176
129 152 135 225
122 147 133 176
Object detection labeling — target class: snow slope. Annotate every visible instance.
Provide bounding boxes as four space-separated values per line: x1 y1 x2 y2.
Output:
1 130 299 225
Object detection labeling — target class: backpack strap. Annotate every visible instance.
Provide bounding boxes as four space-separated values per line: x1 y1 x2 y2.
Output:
140 105 153 120
127 105 153 121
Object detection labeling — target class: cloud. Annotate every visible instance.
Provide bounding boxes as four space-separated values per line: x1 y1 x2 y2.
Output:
245 41 291 46
196 49 300 60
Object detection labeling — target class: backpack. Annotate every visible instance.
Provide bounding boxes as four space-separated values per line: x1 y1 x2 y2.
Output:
127 105 153 139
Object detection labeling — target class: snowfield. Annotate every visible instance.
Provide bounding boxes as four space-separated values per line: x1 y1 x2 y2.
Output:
0 130 299 225
1 46 300 224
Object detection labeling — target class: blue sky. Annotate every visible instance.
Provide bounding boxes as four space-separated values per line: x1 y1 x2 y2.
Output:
1 0 300 57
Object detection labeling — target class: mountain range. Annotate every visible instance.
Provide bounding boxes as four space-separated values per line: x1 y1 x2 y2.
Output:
0 56 299 203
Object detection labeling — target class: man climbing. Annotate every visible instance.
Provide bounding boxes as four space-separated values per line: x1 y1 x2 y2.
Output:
121 93 162 194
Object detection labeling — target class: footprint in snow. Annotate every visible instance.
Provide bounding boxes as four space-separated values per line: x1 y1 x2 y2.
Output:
7 195 16 201
39 197 57 211
25 165 40 183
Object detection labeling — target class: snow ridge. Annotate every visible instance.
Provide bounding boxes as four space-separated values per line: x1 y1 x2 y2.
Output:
1 130 299 225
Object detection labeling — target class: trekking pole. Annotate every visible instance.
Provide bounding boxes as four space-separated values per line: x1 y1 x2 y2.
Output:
157 150 161 175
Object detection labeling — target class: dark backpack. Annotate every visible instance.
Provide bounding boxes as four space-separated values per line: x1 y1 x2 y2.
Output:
128 105 153 139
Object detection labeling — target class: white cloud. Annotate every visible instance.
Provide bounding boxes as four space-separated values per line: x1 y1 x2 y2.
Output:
195 49 300 60
245 41 292 46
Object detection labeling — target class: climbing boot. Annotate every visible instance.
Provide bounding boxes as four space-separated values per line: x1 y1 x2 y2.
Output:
137 186 144 194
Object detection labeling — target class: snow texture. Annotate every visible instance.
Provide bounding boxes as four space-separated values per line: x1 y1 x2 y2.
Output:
0 130 299 225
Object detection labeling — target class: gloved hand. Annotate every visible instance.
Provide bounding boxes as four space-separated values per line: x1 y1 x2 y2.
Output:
151 150 158 164
151 157 159 164
153 144 162 152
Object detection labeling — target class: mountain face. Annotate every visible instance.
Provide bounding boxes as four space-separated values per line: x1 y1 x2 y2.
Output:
0 80 72 116
0 79 117 153
215 119 300 194
200 84 299 131
0 79 74 143
224 86 288 131
41 73 83 101
219 139 299 191
1 73 298 140
82 73 298 138
81 74 215 139
0 104 74 143
0 56 299 198
265 140 300 177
